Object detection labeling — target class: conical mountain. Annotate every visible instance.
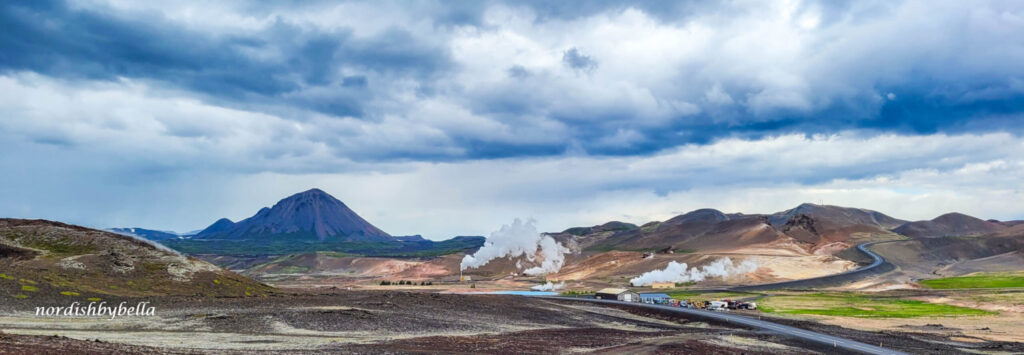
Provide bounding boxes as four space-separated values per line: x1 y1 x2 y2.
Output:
196 189 392 242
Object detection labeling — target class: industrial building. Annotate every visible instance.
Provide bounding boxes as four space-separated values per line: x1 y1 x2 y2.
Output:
639 293 671 303
595 288 640 302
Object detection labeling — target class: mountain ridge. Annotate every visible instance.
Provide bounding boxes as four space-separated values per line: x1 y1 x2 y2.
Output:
893 212 1007 238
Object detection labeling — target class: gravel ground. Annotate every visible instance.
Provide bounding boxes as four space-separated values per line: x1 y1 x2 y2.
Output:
3 290 1017 354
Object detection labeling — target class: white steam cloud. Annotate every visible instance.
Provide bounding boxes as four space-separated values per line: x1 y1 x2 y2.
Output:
460 218 569 276
531 281 565 291
629 258 757 286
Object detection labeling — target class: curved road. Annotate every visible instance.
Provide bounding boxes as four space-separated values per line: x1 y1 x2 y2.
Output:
546 297 908 355
543 242 908 354
731 242 892 291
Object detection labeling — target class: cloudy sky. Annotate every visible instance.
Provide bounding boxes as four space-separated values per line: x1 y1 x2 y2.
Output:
2 0 1023 238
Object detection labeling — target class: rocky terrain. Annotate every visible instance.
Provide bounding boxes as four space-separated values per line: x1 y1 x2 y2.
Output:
0 219 272 299
0 290 1001 354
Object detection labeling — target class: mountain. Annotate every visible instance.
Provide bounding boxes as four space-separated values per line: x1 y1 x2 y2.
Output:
196 188 392 242
0 219 271 298
197 218 235 235
571 209 797 254
768 203 906 229
893 212 1008 238
554 203 909 258
562 221 638 236
107 227 180 241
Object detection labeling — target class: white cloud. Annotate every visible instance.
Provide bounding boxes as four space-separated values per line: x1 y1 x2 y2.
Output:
4 0 1024 235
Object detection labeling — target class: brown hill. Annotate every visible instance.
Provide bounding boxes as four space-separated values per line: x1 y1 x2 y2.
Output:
579 209 795 253
767 204 905 247
568 204 905 257
0 219 271 300
892 212 1007 238
871 235 1024 279
768 203 906 229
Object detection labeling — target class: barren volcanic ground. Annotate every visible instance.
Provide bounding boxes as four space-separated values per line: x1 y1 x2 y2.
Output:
0 290 1001 354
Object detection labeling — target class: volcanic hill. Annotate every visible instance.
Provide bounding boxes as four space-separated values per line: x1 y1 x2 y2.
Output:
195 188 392 242
893 212 1008 238
164 189 484 256
0 219 271 299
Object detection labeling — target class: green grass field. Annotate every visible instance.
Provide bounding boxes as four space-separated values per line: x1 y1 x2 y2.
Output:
759 293 994 318
919 273 1024 289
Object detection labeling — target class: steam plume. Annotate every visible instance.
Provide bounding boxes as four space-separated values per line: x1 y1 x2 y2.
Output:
629 258 757 286
460 218 569 276
531 281 565 291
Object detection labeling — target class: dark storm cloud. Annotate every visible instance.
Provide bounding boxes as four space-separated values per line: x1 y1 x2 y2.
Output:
0 0 451 118
1 0 1024 163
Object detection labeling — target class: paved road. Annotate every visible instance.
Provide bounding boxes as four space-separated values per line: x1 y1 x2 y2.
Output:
731 242 892 291
540 242 909 354
548 297 909 355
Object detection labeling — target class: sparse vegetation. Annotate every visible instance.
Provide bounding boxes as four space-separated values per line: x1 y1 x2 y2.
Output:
317 251 357 258
60 291 80 296
12 294 28 299
0 273 13 280
141 262 165 272
759 293 994 318
21 285 38 292
278 265 311 274
560 290 594 296
920 273 1024 289
23 238 96 255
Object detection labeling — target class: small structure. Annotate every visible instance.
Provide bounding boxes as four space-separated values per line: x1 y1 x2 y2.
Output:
707 300 728 311
595 288 640 302
651 282 673 289
639 293 671 304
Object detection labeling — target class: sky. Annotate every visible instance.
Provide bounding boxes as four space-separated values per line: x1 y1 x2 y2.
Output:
2 0 1023 238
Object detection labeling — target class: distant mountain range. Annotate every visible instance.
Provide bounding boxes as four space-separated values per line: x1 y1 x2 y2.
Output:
555 203 1023 256
111 188 1021 258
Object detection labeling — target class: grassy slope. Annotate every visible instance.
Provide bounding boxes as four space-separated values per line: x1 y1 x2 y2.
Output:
920 273 1024 289
1 220 273 300
759 293 994 318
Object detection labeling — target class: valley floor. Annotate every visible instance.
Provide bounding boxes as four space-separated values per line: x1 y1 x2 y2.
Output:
1 290 1019 354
